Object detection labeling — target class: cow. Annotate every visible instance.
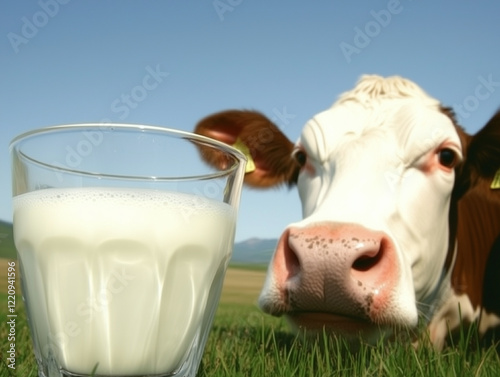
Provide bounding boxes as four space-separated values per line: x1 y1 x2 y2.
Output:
194 75 500 349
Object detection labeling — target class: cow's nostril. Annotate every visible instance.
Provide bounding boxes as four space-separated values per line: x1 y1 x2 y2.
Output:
352 253 381 271
352 245 383 272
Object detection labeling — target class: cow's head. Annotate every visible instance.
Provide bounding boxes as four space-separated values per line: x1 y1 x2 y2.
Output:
195 75 500 343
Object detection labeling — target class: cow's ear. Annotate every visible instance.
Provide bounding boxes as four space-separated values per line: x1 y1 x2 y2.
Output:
194 110 300 188
455 110 500 202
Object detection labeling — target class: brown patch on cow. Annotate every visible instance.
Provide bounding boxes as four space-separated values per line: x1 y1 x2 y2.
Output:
441 106 500 314
194 110 300 188
453 187 500 307
482 235 500 317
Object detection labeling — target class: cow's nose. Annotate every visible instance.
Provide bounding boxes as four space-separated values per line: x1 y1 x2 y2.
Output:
265 222 399 322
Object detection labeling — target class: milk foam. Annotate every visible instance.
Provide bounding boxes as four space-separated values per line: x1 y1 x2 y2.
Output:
14 187 236 375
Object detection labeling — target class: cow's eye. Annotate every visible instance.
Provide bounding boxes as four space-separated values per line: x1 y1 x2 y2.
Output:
292 149 307 167
438 148 457 168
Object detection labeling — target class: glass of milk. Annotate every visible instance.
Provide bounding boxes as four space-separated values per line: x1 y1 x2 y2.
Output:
10 124 246 377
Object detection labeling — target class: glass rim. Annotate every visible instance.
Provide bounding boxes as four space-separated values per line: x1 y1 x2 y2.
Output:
10 122 247 182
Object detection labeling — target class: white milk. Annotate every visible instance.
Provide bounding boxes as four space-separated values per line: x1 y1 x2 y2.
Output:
13 187 236 375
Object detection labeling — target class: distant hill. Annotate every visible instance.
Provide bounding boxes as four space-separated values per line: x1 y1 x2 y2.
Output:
0 220 15 259
230 237 277 265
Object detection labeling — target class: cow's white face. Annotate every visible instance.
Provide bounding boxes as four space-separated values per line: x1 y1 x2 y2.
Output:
194 75 500 346
258 81 463 340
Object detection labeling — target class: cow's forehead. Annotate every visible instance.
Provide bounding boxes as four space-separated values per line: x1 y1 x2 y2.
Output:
299 94 460 163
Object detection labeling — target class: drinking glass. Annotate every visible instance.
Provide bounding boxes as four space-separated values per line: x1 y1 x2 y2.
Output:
10 123 246 377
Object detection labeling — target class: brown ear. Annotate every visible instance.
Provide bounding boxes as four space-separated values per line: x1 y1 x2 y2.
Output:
194 110 300 188
454 109 500 203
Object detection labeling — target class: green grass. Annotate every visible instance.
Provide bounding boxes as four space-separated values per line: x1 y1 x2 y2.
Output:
0 222 15 260
0 265 499 376
200 305 500 377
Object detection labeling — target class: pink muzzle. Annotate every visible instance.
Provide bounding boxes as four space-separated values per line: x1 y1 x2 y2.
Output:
260 222 402 332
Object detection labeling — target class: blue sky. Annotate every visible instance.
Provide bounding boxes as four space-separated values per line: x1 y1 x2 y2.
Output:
1 1 500 242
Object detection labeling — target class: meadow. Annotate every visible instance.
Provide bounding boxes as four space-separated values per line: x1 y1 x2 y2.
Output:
0 262 499 376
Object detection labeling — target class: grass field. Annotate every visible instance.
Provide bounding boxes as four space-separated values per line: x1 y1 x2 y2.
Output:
0 260 499 376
